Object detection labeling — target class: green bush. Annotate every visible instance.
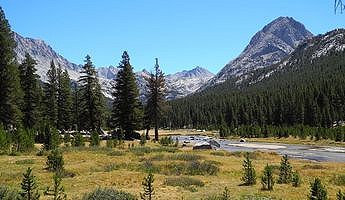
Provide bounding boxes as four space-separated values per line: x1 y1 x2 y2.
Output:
106 139 117 148
15 159 35 165
159 136 174 146
46 149 64 172
169 153 202 161
73 132 85 147
140 134 146 146
0 185 20 200
186 160 219 176
13 128 35 152
0 124 11 154
164 176 204 191
292 171 302 187
82 188 136 200
334 174 345 186
90 132 100 146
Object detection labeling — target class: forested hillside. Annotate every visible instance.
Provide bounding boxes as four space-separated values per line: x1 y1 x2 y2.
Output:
166 29 345 140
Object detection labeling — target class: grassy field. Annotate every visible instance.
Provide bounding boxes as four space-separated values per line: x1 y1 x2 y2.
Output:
0 136 345 199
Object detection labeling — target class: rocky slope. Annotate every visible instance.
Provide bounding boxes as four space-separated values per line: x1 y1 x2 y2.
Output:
13 33 214 100
203 16 313 88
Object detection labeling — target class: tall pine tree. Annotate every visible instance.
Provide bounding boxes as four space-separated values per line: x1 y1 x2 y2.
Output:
44 60 58 127
57 66 72 130
19 53 41 129
144 58 166 141
0 7 22 128
112 51 142 139
78 55 104 132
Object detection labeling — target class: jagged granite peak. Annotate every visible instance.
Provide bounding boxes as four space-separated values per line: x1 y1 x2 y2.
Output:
13 32 213 100
204 16 313 88
13 32 82 81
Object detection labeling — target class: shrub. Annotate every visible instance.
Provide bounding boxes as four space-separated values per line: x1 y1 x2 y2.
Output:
164 177 204 191
337 190 345 200
159 136 173 146
46 149 64 173
82 188 136 200
106 139 117 148
20 167 40 200
169 153 201 161
241 152 257 185
15 159 35 165
309 178 327 200
107 150 125 156
334 174 345 186
63 132 71 145
140 134 146 146
13 128 35 152
0 124 11 154
90 131 100 146
261 164 274 191
278 155 292 184
203 187 231 200
0 185 20 200
292 171 302 187
73 132 85 147
43 126 60 150
44 173 67 200
186 160 219 176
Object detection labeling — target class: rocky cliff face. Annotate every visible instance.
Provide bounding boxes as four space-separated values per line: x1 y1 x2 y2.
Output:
204 17 313 88
13 33 214 99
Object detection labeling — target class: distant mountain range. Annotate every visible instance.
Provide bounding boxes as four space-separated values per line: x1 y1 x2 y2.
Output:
13 33 214 100
13 16 316 100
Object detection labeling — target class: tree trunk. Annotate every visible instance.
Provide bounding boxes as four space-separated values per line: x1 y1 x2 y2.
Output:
146 128 150 140
154 124 158 141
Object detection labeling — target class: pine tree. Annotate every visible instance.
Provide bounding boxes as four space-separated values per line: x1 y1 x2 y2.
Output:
20 167 40 200
90 131 100 146
44 60 58 127
220 187 231 200
78 55 104 132
44 173 67 200
46 149 64 173
0 7 22 128
309 178 328 200
241 152 256 185
337 190 345 200
140 172 154 200
291 171 301 187
43 125 60 151
112 51 142 139
278 155 293 184
57 67 72 131
19 53 41 129
261 164 274 191
144 58 166 141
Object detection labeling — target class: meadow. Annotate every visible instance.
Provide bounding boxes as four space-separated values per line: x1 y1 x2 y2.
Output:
0 130 345 200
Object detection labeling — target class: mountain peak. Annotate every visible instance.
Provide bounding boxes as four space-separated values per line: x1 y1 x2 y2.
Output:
204 16 313 88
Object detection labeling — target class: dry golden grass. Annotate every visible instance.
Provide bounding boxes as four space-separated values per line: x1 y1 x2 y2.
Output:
0 137 344 199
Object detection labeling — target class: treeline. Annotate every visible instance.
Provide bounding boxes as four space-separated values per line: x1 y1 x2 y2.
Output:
0 6 166 143
166 34 345 141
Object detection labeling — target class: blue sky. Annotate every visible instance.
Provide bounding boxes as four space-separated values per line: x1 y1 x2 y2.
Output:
1 0 344 74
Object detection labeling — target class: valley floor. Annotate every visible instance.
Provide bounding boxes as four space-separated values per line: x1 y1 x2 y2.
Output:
1 132 345 199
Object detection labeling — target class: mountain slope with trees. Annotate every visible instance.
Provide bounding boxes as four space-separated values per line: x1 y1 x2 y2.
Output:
166 29 345 141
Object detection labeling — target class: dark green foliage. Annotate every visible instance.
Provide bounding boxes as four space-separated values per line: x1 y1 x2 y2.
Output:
44 173 67 200
82 188 137 200
144 58 166 141
185 160 219 176
337 190 345 200
44 60 58 127
278 155 293 184
72 132 84 147
140 134 146 146
46 149 64 173
291 171 301 187
78 55 104 132
63 132 71 145
0 185 20 199
0 124 11 154
90 131 100 146
158 136 173 146
43 125 60 151
140 172 154 200
166 32 345 141
57 67 73 131
241 152 256 185
111 51 142 139
20 167 40 200
18 53 41 129
261 164 274 191
309 178 328 200
0 7 22 127
12 128 35 152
